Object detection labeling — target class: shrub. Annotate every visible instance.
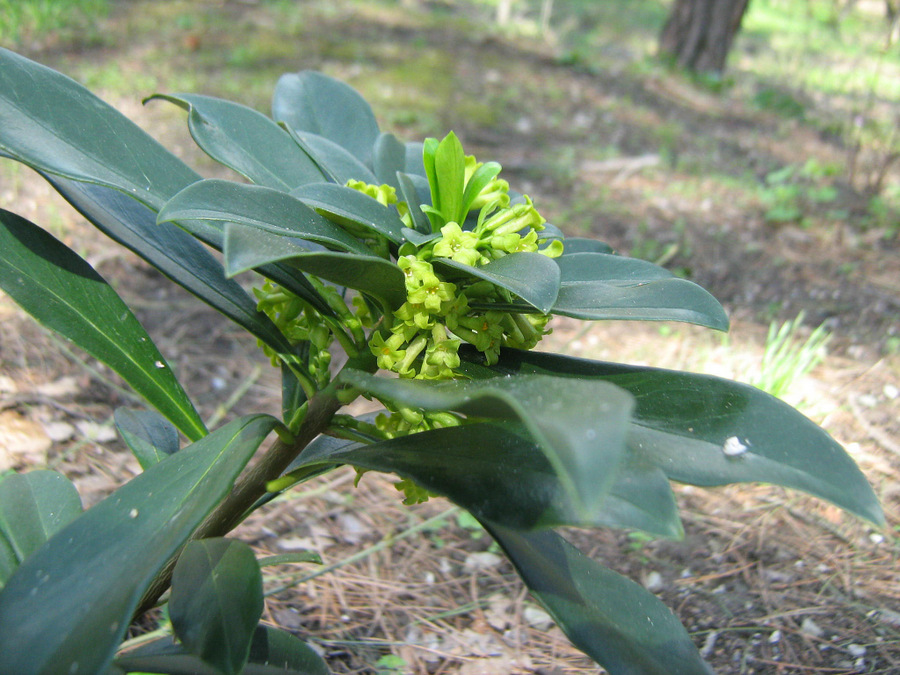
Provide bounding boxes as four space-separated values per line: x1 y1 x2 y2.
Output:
0 48 883 675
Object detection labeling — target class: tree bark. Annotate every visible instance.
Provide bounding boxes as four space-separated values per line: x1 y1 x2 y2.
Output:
658 0 751 74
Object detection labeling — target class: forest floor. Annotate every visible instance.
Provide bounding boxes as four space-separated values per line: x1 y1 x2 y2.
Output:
1 0 900 673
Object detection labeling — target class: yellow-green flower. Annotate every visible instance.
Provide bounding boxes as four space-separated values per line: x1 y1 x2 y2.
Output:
394 301 435 331
432 222 482 266
369 331 407 371
407 277 457 313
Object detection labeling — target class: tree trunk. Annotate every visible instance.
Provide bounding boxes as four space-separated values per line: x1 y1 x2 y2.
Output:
658 0 751 74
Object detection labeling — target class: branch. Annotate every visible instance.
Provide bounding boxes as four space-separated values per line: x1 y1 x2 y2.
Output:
133 389 343 617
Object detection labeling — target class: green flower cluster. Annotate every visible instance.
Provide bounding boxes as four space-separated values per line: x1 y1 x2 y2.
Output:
361 133 562 385
254 276 366 399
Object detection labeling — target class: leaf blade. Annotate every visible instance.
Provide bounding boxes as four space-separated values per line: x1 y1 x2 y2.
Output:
223 222 406 308
272 71 379 165
0 48 198 210
170 538 263 675
298 422 681 536
0 209 207 440
114 408 181 470
158 179 372 256
484 523 713 675
339 371 634 518
148 93 326 190
0 415 278 675
0 471 82 587
114 626 329 675
488 349 884 525
437 252 561 314
290 182 405 243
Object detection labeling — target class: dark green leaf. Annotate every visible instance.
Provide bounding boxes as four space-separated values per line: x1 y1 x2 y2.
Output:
149 93 325 190
272 71 379 165
373 132 406 189
282 346 310 432
114 408 180 470
0 415 278 675
401 227 441 247
0 48 198 211
545 278 729 330
43 177 299 358
291 183 405 243
284 128 377 185
0 471 82 588
397 172 432 233
489 349 884 525
114 625 329 675
437 252 561 314
224 223 406 308
298 422 681 536
484 523 713 675
404 141 426 177
560 237 615 254
556 252 674 283
0 209 207 441
170 538 263 675
158 179 372 255
339 371 634 519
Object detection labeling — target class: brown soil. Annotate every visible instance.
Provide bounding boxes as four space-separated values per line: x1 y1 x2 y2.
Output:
1 1 899 673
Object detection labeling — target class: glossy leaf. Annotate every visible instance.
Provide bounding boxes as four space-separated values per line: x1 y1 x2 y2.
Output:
340 370 634 518
0 48 198 211
114 625 329 675
556 252 674 283
0 415 279 675
43 177 299 358
373 132 406 189
158 179 371 255
0 471 82 588
224 222 407 308
291 182 405 243
297 423 681 536
437 252 561 314
554 278 729 329
273 70 379 165
114 408 180 470
484 523 714 675
488 349 884 525
148 93 326 190
170 538 263 675
475 277 728 330
284 127 377 185
560 237 615 254
0 209 207 441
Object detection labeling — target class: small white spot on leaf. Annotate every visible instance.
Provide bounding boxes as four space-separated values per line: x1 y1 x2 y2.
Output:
722 436 748 457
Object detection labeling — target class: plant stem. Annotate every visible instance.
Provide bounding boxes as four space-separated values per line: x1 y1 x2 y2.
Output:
134 389 342 617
